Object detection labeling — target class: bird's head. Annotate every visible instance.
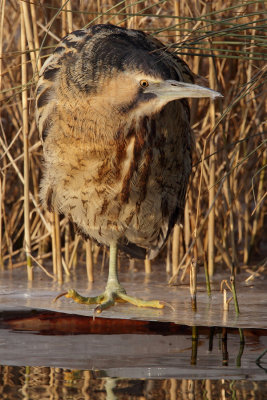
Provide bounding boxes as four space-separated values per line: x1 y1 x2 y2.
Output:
65 24 222 120
94 70 222 119
42 23 222 134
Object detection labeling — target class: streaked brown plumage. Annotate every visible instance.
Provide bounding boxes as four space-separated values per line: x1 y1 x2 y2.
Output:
36 24 221 312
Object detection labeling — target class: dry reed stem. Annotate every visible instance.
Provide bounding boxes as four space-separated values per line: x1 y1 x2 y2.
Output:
68 235 80 270
145 256 151 274
21 1 37 73
171 223 180 276
170 174 226 285
30 2 41 72
20 4 33 280
203 252 211 296
0 0 265 285
51 212 57 275
54 211 62 282
207 65 216 278
165 236 171 274
86 239 94 282
28 253 55 280
0 177 3 268
249 150 266 261
190 258 197 310
64 222 70 266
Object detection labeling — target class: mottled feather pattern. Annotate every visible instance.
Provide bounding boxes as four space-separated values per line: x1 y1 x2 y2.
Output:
36 24 194 259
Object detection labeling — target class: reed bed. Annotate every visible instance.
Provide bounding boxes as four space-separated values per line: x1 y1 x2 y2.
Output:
0 0 266 283
0 365 265 399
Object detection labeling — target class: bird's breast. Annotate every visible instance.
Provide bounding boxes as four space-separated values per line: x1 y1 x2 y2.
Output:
41 104 192 249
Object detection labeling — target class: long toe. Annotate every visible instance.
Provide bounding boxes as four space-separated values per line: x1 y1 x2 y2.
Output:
118 292 165 309
64 289 105 305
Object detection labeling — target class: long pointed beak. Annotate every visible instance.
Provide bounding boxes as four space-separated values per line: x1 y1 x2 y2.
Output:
148 79 223 101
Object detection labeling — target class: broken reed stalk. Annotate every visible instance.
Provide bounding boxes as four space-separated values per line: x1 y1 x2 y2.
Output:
223 289 228 311
20 5 33 281
230 273 240 315
190 258 197 310
86 239 94 282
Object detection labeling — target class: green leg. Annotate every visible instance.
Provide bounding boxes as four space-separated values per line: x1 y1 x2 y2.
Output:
58 241 164 313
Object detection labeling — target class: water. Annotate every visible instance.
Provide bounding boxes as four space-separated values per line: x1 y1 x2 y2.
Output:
1 263 266 328
0 264 266 398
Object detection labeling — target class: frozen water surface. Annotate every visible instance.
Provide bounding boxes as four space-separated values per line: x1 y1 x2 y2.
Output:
0 263 266 328
0 264 266 386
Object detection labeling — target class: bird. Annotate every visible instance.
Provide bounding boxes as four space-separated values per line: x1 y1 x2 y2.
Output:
36 24 221 313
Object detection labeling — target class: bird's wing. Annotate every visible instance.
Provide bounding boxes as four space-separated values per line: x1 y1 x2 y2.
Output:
35 29 92 144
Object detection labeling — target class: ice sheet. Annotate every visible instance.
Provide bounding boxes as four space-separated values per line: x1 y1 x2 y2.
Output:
0 263 266 329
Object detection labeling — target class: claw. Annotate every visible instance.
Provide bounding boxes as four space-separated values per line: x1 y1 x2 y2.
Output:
53 291 68 302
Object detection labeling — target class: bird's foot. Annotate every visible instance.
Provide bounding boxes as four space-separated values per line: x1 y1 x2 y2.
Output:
55 285 165 314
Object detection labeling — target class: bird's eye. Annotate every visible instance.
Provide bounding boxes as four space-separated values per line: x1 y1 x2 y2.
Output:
140 80 149 88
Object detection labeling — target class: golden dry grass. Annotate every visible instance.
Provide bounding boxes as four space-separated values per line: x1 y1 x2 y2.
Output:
0 1 266 282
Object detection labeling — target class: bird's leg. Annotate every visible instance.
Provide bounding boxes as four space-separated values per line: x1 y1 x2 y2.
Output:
104 241 126 295
61 241 164 313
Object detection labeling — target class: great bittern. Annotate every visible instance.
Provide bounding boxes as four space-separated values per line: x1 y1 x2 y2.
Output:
36 24 221 313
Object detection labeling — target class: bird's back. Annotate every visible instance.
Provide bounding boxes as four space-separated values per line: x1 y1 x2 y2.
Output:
36 24 194 259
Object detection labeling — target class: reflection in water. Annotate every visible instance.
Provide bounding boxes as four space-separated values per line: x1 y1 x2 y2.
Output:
191 326 198 365
0 312 266 398
0 367 266 400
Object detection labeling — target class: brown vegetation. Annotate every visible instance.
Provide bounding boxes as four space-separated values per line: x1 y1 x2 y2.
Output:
1 1 266 281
